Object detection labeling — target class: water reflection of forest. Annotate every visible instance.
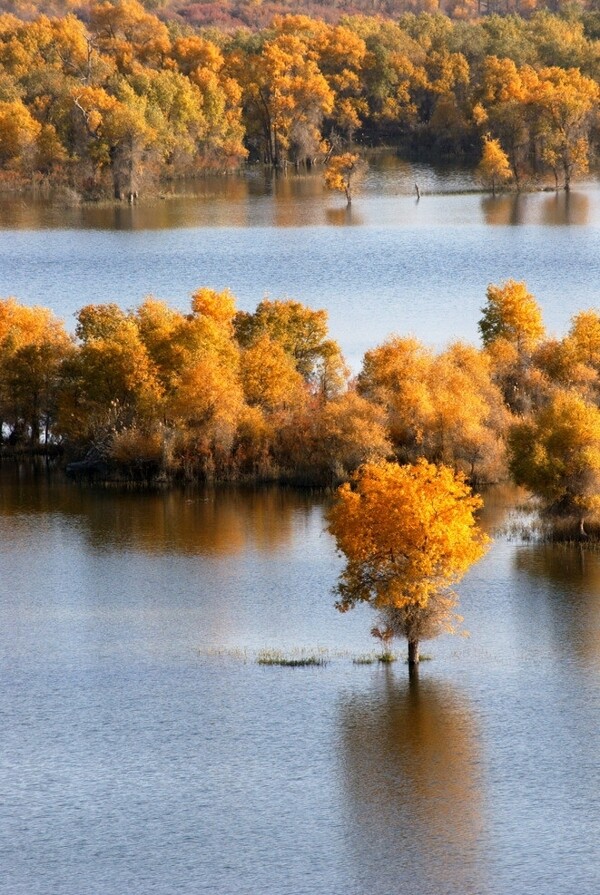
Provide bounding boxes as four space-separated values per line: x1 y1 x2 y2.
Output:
1 160 595 231
514 545 600 664
339 672 488 895
481 191 590 227
0 463 319 556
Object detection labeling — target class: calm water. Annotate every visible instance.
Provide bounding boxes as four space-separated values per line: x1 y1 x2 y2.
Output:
1 162 600 892
0 466 599 894
1 160 600 370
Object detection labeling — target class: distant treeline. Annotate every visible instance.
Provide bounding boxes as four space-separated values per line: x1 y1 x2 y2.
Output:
3 283 600 539
0 2 599 196
2 0 600 30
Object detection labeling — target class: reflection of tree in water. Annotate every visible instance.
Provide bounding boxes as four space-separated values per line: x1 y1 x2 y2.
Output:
539 191 589 226
481 193 527 226
338 671 488 895
478 483 527 538
269 169 324 227
0 464 312 556
514 545 600 663
325 206 363 227
481 191 590 227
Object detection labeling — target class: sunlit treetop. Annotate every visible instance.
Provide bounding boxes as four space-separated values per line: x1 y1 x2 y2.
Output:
327 458 489 613
479 279 545 354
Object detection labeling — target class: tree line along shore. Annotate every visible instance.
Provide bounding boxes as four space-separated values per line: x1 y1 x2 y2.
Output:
2 281 600 540
0 3 600 197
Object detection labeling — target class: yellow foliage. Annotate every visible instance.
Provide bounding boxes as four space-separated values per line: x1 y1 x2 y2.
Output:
0 297 68 350
90 0 171 71
171 35 224 76
479 280 545 353
566 310 600 369
240 334 307 412
534 66 598 189
324 152 365 203
135 298 188 391
191 287 237 326
327 459 489 615
312 390 391 478
508 389 600 519
234 297 342 388
167 356 244 451
358 336 434 450
532 338 597 401
0 297 73 444
0 100 41 164
426 343 507 480
477 135 512 193
56 304 163 442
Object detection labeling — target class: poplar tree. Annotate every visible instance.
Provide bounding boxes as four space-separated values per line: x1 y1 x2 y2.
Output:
327 459 489 668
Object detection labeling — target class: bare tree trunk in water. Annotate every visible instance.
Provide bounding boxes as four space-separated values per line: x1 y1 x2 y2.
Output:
408 639 419 668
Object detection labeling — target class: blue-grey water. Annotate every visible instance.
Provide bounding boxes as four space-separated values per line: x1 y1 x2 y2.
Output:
1 162 599 370
1 161 600 893
0 469 599 895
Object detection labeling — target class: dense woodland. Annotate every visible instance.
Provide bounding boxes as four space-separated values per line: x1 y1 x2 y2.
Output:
2 0 600 539
3 0 600 31
0 1 599 195
2 283 600 537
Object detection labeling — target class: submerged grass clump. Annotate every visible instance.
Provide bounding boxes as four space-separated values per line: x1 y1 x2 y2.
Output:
352 651 399 665
257 648 328 667
200 647 432 667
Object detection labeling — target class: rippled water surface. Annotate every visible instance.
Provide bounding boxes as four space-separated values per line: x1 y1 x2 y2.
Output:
1 159 600 370
1 161 600 892
0 468 599 894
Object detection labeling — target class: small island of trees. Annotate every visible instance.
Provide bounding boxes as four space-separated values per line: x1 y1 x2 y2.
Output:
4 278 600 665
2 279 600 545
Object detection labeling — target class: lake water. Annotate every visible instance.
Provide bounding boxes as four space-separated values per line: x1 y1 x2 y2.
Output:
1 158 600 370
1 160 600 893
0 466 599 894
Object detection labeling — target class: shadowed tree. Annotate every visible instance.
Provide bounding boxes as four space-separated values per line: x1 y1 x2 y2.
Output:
508 389 600 538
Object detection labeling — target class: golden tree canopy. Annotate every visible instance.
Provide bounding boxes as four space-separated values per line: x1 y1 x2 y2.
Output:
479 279 545 353
508 389 600 519
324 152 365 203
477 134 512 192
327 459 489 613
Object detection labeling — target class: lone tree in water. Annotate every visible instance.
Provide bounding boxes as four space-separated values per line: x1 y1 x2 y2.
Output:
327 460 489 669
324 152 365 205
477 135 512 196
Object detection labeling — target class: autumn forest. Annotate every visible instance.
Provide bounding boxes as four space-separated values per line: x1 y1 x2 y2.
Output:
1 1 600 548
3 0 600 881
1 1 600 196
2 0 600 635
1 278 600 540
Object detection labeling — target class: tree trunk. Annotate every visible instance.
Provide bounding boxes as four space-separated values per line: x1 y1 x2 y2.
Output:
408 639 419 667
